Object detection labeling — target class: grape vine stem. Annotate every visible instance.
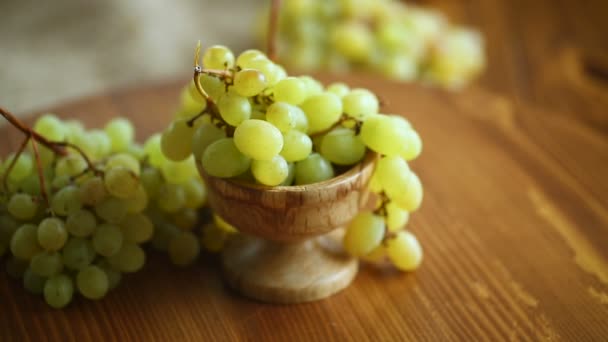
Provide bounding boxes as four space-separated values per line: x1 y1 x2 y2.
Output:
0 107 67 156
267 0 281 62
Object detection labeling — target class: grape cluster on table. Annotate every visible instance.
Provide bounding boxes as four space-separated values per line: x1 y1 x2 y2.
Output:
261 0 485 89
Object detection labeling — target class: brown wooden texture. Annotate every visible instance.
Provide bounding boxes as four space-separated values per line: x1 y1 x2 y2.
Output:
1 73 607 341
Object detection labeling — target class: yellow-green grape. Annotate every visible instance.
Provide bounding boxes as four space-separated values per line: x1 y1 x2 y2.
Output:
401 129 422 161
104 118 135 153
140 167 163 199
233 69 267 97
34 145 56 168
386 230 423 271
294 153 335 185
233 119 284 161
343 211 385 257
8 193 39 220
178 85 206 117
126 144 148 163
191 122 226 160
300 92 343 134
331 22 373 61
299 76 324 97
104 167 139 199
342 88 379 120
172 208 199 231
202 138 251 178
326 82 350 98
106 242 145 273
150 222 180 251
183 178 206 209
195 74 226 101
30 252 64 277
252 155 289 186
79 176 107 206
88 129 112 158
70 131 97 158
213 214 238 233
280 130 313 162
10 224 42 260
320 128 366 165
66 209 97 237
23 268 47 294
201 223 229 253
3 152 33 182
92 224 123 257
105 153 141 175
33 114 66 141
273 77 307 105
161 119 195 162
62 237 95 270
391 172 423 212
52 185 82 216
375 156 410 191
76 265 109 300
243 57 284 86
236 49 265 67
281 163 296 186
156 183 186 213
378 54 418 81
55 154 87 178
20 172 48 196
125 184 148 213
360 115 409 156
361 245 386 263
95 197 128 224
386 202 409 232
143 134 167 168
44 274 74 309
266 102 300 133
160 157 197 185
120 213 154 243
37 218 68 252
96 260 122 290
218 91 252 126
203 45 235 70
168 231 201 267
64 120 85 143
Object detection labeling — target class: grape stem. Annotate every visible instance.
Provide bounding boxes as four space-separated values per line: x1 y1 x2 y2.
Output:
29 137 50 206
267 0 282 62
53 141 103 176
310 115 363 138
0 107 67 156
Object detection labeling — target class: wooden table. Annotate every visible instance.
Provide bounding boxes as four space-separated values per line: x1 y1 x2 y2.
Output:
1 74 606 341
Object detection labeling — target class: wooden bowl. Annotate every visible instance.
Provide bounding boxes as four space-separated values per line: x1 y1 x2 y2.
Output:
198 152 376 303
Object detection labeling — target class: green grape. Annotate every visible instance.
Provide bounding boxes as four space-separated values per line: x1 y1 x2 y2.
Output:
233 120 283 161
51 185 82 216
374 156 410 190
88 129 112 158
143 134 167 168
217 91 252 126
320 128 366 165
30 252 63 277
33 114 66 141
266 102 300 133
252 155 289 186
172 208 199 231
140 167 163 199
125 184 148 213
62 237 95 270
79 176 107 206
201 223 229 253
360 115 409 156
8 193 38 220
160 157 197 185
3 152 33 182
243 57 284 86
71 131 98 158
203 45 235 69
233 68 267 97
35 145 56 168
76 265 109 300
5 257 29 279
343 211 385 256
361 245 386 263
51 175 71 190
10 224 42 260
168 232 201 267
92 224 123 257
326 82 350 97
161 119 195 162
106 242 145 273
104 118 135 152
299 76 324 97
280 130 313 162
401 129 422 161
23 268 47 294
96 260 122 290
342 88 379 120
191 122 226 160
369 171 383 193
104 167 139 199
331 22 373 61
178 85 206 116
183 178 207 209
64 120 85 142
300 93 343 134
95 197 128 223
120 213 154 243
236 49 264 67
390 172 423 212
37 218 68 252
150 222 180 251
202 138 251 178
44 274 74 309
386 202 410 232
196 74 226 101
106 153 141 175
386 230 423 271
213 214 238 233
156 183 186 213
378 54 418 81
281 162 296 186
20 172 47 196
55 154 87 178
273 77 307 105
294 153 334 185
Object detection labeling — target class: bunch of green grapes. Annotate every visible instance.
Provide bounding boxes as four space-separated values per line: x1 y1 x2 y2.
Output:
260 0 485 89
0 115 212 308
162 45 424 271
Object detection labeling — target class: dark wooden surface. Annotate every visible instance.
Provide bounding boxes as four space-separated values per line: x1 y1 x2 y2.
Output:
1 73 607 341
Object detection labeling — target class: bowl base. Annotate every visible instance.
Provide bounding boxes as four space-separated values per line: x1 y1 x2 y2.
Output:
222 232 358 304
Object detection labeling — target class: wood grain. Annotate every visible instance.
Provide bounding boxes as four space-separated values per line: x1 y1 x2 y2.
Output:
1 74 606 341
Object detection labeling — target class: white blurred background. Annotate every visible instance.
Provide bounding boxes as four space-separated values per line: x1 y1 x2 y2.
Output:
0 0 264 116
